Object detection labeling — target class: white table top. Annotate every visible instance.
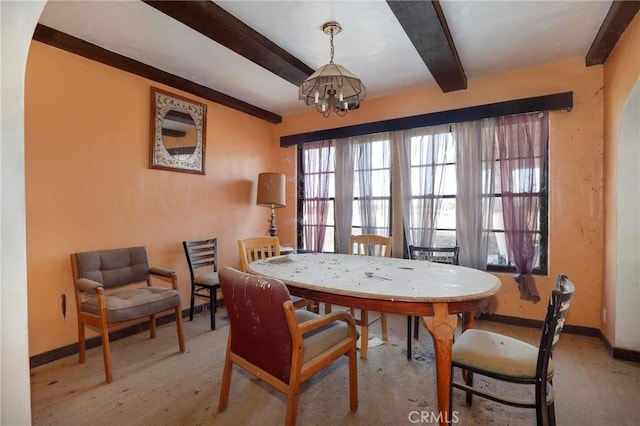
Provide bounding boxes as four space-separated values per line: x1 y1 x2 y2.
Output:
248 253 501 303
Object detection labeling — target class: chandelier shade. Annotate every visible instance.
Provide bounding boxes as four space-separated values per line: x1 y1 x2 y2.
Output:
299 22 366 118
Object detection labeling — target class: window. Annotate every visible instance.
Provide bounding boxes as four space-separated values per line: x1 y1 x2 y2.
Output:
298 138 392 252
352 139 392 236
405 131 457 248
299 142 335 252
297 115 548 274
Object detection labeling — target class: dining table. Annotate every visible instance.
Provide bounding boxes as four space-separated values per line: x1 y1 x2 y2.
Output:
247 252 501 426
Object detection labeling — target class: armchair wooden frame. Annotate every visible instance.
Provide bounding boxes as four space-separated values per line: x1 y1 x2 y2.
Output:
71 247 185 383
218 267 358 425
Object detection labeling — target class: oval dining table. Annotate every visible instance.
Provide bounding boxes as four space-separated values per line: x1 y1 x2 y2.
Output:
248 252 501 426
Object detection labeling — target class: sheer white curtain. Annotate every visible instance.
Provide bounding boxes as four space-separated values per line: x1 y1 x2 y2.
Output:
334 139 355 253
301 141 333 252
397 125 452 250
353 133 390 235
453 119 496 269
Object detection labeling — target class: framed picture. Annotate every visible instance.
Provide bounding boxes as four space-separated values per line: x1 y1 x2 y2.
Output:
150 87 207 174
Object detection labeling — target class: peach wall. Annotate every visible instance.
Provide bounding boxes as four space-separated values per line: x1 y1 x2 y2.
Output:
25 41 281 355
276 58 605 328
602 14 640 344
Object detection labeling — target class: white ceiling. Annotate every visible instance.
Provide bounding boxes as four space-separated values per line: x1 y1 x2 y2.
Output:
38 0 613 117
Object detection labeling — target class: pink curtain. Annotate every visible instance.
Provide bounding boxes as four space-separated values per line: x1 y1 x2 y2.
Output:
302 141 333 252
496 112 548 303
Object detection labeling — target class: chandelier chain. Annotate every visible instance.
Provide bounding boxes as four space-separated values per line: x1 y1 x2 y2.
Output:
329 30 335 64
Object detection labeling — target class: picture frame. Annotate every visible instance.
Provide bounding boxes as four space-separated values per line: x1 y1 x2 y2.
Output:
150 87 207 174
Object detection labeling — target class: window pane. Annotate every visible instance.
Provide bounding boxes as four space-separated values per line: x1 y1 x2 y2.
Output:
487 231 509 266
323 226 335 252
433 230 456 247
492 198 505 231
352 199 390 228
436 198 456 229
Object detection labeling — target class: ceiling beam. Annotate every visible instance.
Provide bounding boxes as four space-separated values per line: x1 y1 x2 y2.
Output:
142 0 315 86
387 0 467 93
32 24 282 123
586 0 640 66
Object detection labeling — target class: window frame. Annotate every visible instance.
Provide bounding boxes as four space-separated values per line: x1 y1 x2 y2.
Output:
297 138 548 274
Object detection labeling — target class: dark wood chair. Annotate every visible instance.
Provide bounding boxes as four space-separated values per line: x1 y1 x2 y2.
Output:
71 246 185 383
183 238 220 330
450 274 575 426
407 245 459 360
218 267 358 425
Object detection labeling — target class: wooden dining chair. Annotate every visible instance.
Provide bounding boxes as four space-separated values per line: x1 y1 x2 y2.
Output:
218 267 358 425
347 234 392 359
451 274 575 426
183 238 220 330
407 245 460 360
237 236 310 310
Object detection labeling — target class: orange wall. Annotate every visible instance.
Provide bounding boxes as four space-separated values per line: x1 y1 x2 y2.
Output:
25 41 282 355
26 40 608 357
602 14 640 343
276 58 605 328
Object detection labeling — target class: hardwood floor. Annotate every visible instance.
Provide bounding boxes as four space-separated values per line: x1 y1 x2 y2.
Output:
30 310 640 425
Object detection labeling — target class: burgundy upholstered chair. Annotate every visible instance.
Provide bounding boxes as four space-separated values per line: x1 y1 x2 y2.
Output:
218 267 358 425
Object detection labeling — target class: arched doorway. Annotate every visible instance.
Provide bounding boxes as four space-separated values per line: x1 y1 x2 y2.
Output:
615 79 640 351
1 2 46 423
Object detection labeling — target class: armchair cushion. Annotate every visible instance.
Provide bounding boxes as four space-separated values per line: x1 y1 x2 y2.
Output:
295 310 352 364
81 286 181 323
75 277 102 293
76 247 150 288
149 266 177 277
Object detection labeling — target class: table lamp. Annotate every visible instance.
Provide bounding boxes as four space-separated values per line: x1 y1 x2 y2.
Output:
256 172 286 237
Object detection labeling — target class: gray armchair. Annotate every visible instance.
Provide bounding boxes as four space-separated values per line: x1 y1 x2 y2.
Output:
71 246 185 382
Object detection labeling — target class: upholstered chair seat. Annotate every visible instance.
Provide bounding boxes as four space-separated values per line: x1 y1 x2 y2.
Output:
77 278 181 323
295 310 357 364
452 329 554 379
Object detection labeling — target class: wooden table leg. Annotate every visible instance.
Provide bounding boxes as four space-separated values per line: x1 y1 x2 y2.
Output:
424 303 458 426
462 311 474 332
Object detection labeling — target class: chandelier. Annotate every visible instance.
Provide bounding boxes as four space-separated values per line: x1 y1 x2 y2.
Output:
299 22 366 118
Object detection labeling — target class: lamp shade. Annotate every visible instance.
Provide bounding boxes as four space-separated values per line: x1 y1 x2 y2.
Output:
256 173 286 208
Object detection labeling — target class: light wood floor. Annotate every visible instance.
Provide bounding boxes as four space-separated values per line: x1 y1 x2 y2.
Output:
31 309 640 425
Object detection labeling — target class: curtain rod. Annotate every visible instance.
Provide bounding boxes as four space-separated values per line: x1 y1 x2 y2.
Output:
280 92 572 146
